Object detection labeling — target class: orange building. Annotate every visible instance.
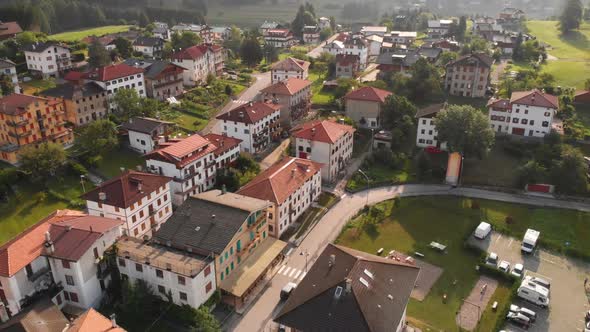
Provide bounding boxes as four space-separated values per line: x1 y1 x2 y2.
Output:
0 94 73 164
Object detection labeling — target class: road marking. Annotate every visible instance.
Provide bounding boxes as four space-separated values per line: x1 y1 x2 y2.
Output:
293 270 301 279
277 265 286 274
299 272 307 280
283 267 291 275
494 234 502 244
289 268 298 277
507 238 513 248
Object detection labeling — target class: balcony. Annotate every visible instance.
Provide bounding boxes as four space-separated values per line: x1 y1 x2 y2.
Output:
8 130 32 138
7 119 29 127
204 161 216 169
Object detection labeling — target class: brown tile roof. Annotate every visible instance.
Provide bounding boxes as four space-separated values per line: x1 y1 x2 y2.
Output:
415 103 445 118
67 308 126 332
261 78 312 96
202 133 242 156
336 54 360 66
275 244 420 332
84 63 144 82
271 57 310 72
216 101 281 124
170 44 222 61
291 120 355 144
510 89 559 109
81 170 171 209
0 94 60 116
447 52 494 68
486 97 511 109
0 299 68 332
236 157 322 205
0 21 23 38
344 86 392 103
145 134 217 168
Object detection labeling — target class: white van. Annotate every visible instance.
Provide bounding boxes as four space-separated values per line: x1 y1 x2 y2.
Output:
474 222 492 239
521 229 540 253
524 275 551 290
517 281 550 308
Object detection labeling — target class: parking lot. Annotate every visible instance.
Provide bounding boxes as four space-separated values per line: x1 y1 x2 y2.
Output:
469 231 590 332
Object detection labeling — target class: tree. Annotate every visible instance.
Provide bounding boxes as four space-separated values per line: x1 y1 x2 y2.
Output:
19 142 66 182
434 105 495 158
113 37 133 58
263 43 279 63
512 33 524 61
438 51 458 66
584 78 590 90
170 32 202 51
16 31 39 47
517 160 548 187
381 94 416 130
551 145 588 194
292 3 317 38
240 35 263 67
559 0 584 33
138 11 150 28
113 88 141 119
75 119 118 159
329 16 336 31
88 39 111 68
457 16 467 41
0 74 14 96
319 27 333 41
406 58 443 101
223 26 243 55
334 78 359 99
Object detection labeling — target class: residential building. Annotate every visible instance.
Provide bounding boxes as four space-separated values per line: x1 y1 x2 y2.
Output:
116 236 216 309
427 19 454 38
260 78 312 126
274 244 420 332
318 17 331 30
0 210 122 317
444 53 493 98
292 120 355 182
125 59 185 101
171 44 224 86
83 170 173 238
323 33 369 69
344 87 392 128
210 26 232 41
40 82 108 126
121 117 174 153
0 299 69 329
387 31 418 45
264 29 296 48
302 25 320 44
153 190 287 309
0 21 22 40
574 90 590 104
270 57 310 84
202 133 242 168
153 22 171 40
67 308 126 331
144 134 218 205
0 59 20 94
488 89 559 137
416 103 447 150
373 130 392 150
360 26 388 37
428 38 460 52
81 35 117 51
259 21 280 36
237 157 322 238
83 63 146 110
0 94 73 165
499 7 525 21
216 101 281 154
132 37 165 58
23 42 72 78
335 54 360 78
365 35 383 58
170 24 212 42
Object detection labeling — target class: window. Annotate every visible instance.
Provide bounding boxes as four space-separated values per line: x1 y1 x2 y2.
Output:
521 119 528 125
93 247 99 259
544 112 551 117
219 256 223 264
135 263 143 272
220 271 224 280
69 292 79 303
118 258 126 267
158 285 166 294
542 121 549 127
25 264 33 276
204 265 211 277
530 120 534 125
63 292 70 301
62 260 70 269
65 275 75 286
156 269 163 278
205 282 212 293
179 292 188 301
512 118 519 123
178 276 185 285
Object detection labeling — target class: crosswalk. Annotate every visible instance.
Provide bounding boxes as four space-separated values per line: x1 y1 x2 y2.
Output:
276 265 307 281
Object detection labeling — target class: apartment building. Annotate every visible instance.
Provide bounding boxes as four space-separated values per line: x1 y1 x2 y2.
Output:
170 24 212 43
270 57 310 84
415 103 447 150
0 94 73 165
488 89 559 137
260 78 312 126
0 59 20 94
116 236 216 309
202 133 242 168
216 101 281 154
427 19 454 38
121 116 174 153
23 42 72 78
171 44 224 86
40 82 108 126
125 59 185 101
323 33 369 69
132 37 165 58
0 210 122 317
302 26 320 44
82 170 173 238
445 53 493 98
292 120 355 182
84 63 146 110
344 86 392 129
264 29 296 48
237 157 322 238
153 190 287 309
387 31 418 45
335 54 360 79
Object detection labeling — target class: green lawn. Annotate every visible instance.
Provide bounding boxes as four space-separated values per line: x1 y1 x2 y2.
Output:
21 79 56 95
176 111 207 131
94 147 145 179
446 95 489 112
461 140 523 188
347 160 415 191
309 71 335 105
47 25 132 42
542 60 590 89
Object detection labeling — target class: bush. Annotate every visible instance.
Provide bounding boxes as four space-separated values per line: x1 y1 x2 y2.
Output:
241 68 253 74
478 263 518 284
69 161 88 176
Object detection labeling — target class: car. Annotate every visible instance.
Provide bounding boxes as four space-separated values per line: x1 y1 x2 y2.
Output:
498 260 511 273
474 222 492 239
511 263 524 278
525 275 551 290
485 252 498 266
585 321 590 332
510 304 537 322
507 311 531 328
280 282 297 300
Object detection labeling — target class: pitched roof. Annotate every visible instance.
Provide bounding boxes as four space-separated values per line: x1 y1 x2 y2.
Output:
170 44 221 61
202 133 242 156
41 82 105 100
236 157 322 205
510 89 559 109
0 94 57 116
260 78 312 96
120 116 173 135
81 170 171 209
133 36 164 47
271 57 310 72
22 42 69 53
0 21 23 37
153 190 269 254
0 210 122 277
274 244 420 332
447 52 494 68
486 97 511 109
84 63 144 82
291 120 355 144
67 308 126 332
144 134 216 168
0 58 16 69
216 101 280 124
415 103 445 118
0 299 68 332
344 86 392 103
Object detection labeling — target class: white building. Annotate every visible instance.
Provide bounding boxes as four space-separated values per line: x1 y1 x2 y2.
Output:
0 210 122 317
237 157 322 238
388 31 418 45
323 34 368 69
292 120 355 182
121 117 174 154
0 59 20 94
216 101 281 154
488 89 559 137
427 19 454 38
365 35 383 58
360 26 388 37
82 170 173 239
132 37 165 58
170 24 212 42
23 42 72 78
202 133 242 169
302 26 320 44
264 29 296 48
270 57 310 84
170 44 224 86
319 17 331 30
116 236 216 309
83 63 146 111
153 22 171 40
415 103 447 150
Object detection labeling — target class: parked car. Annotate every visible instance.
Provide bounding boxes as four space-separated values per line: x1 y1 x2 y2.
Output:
524 275 551 290
517 281 550 308
511 263 524 278
507 311 531 328
498 260 511 273
474 222 492 239
510 304 537 322
585 321 590 332
521 229 540 253
280 282 297 300
485 252 499 267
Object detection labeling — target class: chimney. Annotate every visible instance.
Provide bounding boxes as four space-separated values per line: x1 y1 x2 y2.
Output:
329 254 336 267
44 231 55 254
345 278 352 293
311 127 316 136
120 167 125 173
137 182 143 192
110 314 117 328
136 165 143 171
248 102 253 107
98 192 107 201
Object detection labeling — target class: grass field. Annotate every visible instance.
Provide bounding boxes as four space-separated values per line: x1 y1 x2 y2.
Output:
94 147 145 179
47 25 132 42
309 71 335 105
462 140 523 188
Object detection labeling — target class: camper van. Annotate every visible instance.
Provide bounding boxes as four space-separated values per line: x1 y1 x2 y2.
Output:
521 229 540 253
517 281 550 308
474 222 492 239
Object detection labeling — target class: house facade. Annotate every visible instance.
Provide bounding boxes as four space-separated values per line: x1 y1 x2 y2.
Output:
335 54 360 78
445 53 493 98
23 42 72 78
415 103 447 150
323 34 369 69
270 57 310 84
40 82 108 126
84 63 146 111
344 87 392 128
170 24 212 43
121 116 174 154
264 29 296 48
388 31 418 45
202 133 242 168
0 59 20 94
237 157 322 238
132 37 165 58
0 21 22 40
171 44 224 86
260 78 312 127
126 60 185 101
302 26 320 44
427 19 454 38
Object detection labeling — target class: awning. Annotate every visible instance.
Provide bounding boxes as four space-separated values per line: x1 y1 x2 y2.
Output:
220 238 287 298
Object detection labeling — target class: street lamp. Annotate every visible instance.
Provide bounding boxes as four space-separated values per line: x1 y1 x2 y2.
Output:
80 175 86 193
357 169 370 207
300 249 310 272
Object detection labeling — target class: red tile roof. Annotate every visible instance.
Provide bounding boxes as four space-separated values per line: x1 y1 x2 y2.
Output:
64 71 85 82
0 94 60 116
67 308 126 332
237 157 322 205
84 63 144 82
486 97 511 109
81 170 171 209
271 57 310 72
0 21 23 38
510 89 559 109
261 78 312 96
344 86 392 103
0 210 122 277
574 90 590 103
145 134 217 168
335 54 360 66
216 101 281 124
170 44 222 61
202 133 242 156
292 120 355 144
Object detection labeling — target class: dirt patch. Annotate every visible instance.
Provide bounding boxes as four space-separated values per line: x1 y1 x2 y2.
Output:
456 276 498 331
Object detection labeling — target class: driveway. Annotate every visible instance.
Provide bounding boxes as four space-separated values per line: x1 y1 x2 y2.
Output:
307 33 339 58
469 231 590 332
491 59 508 85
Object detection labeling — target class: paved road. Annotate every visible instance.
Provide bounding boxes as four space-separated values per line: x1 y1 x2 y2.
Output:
306 33 338 58
224 184 590 331
491 59 508 85
201 72 271 134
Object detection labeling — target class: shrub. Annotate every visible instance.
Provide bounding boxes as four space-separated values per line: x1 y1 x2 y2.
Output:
505 215 514 225
69 161 88 176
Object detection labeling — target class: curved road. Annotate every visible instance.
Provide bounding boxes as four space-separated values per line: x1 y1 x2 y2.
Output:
225 184 590 332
